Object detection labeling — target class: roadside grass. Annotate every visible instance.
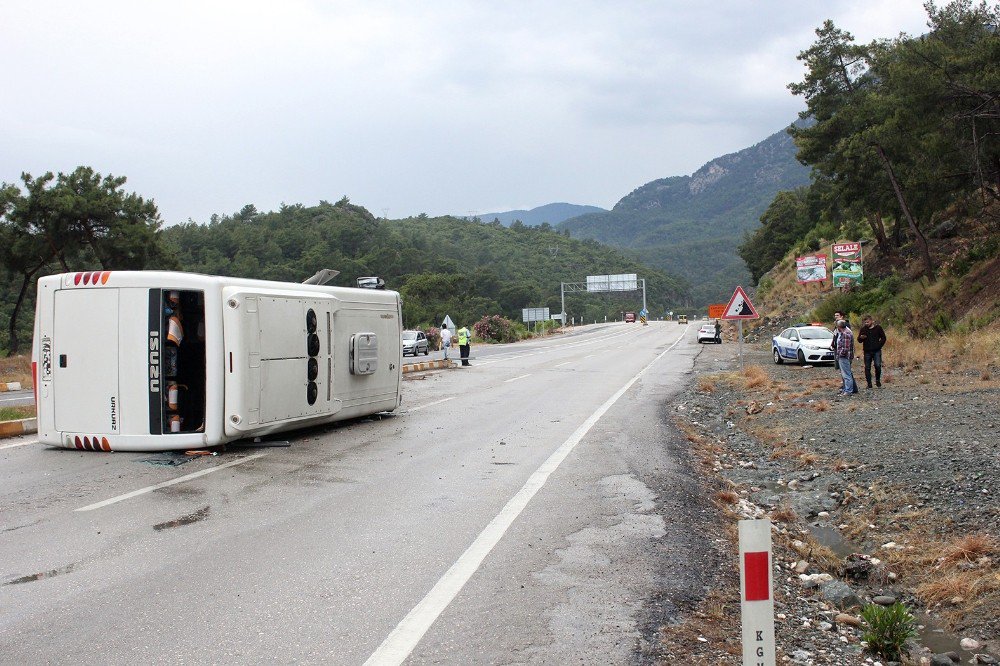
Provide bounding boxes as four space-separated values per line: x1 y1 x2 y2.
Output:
770 506 796 523
880 530 1000 629
786 532 842 574
657 588 742 663
0 405 35 421
940 534 998 565
696 375 717 393
886 323 1000 373
713 489 740 505
742 365 771 389
0 354 32 387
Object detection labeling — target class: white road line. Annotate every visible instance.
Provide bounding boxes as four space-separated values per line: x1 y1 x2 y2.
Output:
583 354 594 359
554 361 572 368
503 374 531 383
407 397 456 413
362 333 687 666
0 439 38 451
74 453 268 512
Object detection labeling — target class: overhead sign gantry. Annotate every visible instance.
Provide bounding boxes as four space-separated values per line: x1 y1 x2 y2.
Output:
560 274 646 326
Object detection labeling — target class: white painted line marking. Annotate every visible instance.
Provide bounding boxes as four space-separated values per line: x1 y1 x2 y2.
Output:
554 361 572 368
0 439 38 451
583 354 595 359
407 397 456 413
363 333 687 666
74 453 268 512
503 374 531 383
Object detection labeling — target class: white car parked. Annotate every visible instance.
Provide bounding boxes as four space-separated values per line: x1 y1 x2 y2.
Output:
772 324 835 365
697 323 720 344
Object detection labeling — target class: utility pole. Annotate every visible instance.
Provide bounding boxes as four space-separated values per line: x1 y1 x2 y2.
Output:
560 282 566 329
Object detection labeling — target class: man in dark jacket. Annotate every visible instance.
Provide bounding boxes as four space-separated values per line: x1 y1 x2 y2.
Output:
857 315 887 388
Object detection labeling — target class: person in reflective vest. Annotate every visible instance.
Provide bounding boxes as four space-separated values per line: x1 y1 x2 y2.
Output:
457 325 471 366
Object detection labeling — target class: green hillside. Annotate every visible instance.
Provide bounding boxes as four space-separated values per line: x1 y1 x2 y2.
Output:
160 200 687 330
558 127 810 306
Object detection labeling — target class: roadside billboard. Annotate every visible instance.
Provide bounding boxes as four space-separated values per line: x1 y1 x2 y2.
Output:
795 254 828 284
831 243 863 287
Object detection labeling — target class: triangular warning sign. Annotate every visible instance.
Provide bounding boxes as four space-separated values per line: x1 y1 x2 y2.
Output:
722 286 759 320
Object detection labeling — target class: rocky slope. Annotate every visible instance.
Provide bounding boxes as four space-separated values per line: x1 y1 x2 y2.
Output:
656 334 999 665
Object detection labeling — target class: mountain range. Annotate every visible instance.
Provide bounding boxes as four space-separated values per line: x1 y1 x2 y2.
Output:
479 125 810 307
474 202 606 227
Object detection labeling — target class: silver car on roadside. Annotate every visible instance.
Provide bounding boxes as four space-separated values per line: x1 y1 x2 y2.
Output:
402 330 429 356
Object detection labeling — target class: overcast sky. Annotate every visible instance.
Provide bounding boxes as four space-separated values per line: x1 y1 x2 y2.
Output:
1 1 931 225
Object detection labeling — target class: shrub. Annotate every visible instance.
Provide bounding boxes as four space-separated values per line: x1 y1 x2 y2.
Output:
423 326 441 350
757 276 775 299
860 602 916 662
473 315 518 343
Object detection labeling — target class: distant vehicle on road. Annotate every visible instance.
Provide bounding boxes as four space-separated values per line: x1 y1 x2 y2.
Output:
677 315 688 325
696 324 720 344
772 324 835 365
402 330 429 356
624 312 636 323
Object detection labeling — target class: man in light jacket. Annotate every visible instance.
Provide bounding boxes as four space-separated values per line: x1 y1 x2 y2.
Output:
835 320 856 396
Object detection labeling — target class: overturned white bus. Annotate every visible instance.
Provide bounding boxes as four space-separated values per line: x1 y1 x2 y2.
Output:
31 271 402 452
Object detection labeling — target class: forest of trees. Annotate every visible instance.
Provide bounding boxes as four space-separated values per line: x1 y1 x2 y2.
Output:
739 0 999 282
0 167 174 354
160 201 687 330
1 182 687 354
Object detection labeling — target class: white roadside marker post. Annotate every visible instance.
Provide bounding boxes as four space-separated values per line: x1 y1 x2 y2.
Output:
739 519 775 666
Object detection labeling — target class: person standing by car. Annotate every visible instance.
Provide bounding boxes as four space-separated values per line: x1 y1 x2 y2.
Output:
857 315 886 388
457 325 471 366
834 319 856 395
440 325 453 360
714 319 722 343
830 311 857 393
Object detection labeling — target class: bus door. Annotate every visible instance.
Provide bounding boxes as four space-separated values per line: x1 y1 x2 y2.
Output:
52 288 120 434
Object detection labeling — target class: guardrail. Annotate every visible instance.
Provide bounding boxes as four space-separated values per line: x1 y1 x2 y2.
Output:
402 359 456 374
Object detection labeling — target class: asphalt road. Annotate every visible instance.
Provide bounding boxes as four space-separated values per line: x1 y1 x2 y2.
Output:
1 321 704 664
0 389 34 408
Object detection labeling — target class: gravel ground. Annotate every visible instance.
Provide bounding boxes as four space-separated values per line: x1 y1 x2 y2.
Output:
654 332 1000 665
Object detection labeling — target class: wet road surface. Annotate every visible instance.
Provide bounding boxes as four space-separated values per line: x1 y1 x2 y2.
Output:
1 322 704 664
